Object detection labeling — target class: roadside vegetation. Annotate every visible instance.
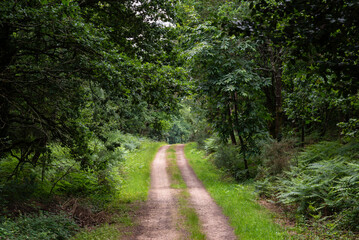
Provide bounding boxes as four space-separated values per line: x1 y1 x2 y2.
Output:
193 137 359 239
176 0 359 238
185 142 288 240
1 0 358 239
0 136 164 239
256 140 359 239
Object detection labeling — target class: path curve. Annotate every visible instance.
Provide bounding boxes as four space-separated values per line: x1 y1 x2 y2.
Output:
134 145 180 240
175 144 237 240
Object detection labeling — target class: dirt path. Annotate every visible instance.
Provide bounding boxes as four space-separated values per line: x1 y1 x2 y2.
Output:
175 144 237 240
131 144 236 240
133 145 180 240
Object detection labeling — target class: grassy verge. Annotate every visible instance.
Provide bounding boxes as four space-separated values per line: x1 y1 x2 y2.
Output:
184 142 289 240
166 146 205 240
72 141 165 240
117 141 166 203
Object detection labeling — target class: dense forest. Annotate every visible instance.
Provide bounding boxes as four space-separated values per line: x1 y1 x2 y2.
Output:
1 0 358 239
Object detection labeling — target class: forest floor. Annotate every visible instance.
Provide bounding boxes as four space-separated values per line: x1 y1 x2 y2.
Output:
126 145 236 239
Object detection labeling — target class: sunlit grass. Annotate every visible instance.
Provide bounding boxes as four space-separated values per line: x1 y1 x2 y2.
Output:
72 141 166 240
118 141 166 203
72 224 120 240
167 146 187 189
166 145 206 240
184 142 289 240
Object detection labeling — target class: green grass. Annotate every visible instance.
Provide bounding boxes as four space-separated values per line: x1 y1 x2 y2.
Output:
178 191 206 240
117 141 166 203
71 224 120 240
166 146 206 240
167 146 187 189
184 142 289 240
72 141 166 240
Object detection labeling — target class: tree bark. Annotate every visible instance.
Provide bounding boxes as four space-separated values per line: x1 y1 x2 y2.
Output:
301 121 305 148
233 92 249 179
238 135 249 179
227 103 237 145
269 45 283 141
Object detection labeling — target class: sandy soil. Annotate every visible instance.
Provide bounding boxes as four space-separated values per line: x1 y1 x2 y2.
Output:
131 145 180 240
175 144 237 240
129 144 236 240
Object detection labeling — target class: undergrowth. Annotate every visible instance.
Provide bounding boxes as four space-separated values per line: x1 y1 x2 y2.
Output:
0 212 78 240
256 140 359 239
71 141 165 239
185 142 288 240
0 131 165 240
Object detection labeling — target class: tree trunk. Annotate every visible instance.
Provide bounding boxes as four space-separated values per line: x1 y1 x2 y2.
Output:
0 23 12 143
274 70 283 141
239 135 249 179
233 92 249 179
262 43 283 141
227 104 237 145
301 121 305 148
271 47 283 141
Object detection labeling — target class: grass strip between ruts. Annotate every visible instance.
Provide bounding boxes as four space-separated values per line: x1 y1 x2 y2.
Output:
167 146 205 240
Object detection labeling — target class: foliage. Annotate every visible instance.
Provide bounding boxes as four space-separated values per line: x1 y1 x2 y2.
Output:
72 141 165 238
256 137 298 177
236 0 359 140
184 143 288 239
0 212 78 240
0 138 164 239
0 131 142 207
211 144 244 181
166 105 193 144
0 0 186 182
71 224 120 240
256 141 359 232
177 1 271 178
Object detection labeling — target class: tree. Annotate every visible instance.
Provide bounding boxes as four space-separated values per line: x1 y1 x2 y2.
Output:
229 0 359 141
0 0 186 177
177 1 270 177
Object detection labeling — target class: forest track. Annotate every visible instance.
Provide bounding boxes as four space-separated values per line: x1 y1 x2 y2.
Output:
131 145 180 240
130 144 236 239
175 144 236 240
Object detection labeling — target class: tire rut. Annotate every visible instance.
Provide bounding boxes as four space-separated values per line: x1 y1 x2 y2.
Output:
129 144 236 240
132 145 180 240
175 144 237 240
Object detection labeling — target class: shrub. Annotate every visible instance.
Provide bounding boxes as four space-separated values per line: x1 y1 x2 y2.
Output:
276 141 359 231
211 144 252 181
203 137 221 155
256 137 298 177
104 131 141 152
0 212 78 240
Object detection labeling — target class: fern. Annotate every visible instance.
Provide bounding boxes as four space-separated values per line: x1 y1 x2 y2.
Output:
276 141 359 231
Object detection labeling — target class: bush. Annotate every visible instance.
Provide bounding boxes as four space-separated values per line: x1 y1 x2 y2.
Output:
104 131 141 152
211 144 253 181
255 137 298 178
203 137 221 155
0 212 78 240
276 141 359 231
